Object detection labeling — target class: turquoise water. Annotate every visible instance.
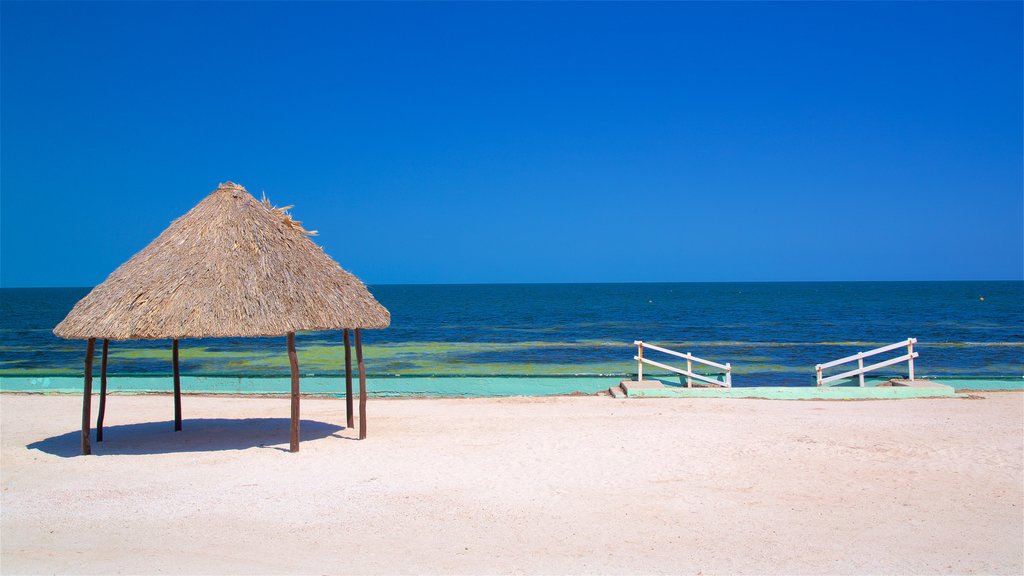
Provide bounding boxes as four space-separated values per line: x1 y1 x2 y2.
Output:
1 282 1021 393
0 375 614 397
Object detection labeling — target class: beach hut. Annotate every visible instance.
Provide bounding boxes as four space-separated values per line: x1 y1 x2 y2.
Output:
53 182 390 455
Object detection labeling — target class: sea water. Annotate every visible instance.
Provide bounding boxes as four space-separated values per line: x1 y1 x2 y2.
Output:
1 282 1021 393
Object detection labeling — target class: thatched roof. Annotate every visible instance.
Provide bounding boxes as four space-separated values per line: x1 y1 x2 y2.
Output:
54 182 390 340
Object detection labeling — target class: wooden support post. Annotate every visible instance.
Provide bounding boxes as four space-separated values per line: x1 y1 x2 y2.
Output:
725 363 732 388
288 332 300 453
344 329 353 429
907 340 915 380
82 338 96 456
637 341 643 382
172 339 182 431
816 365 823 387
686 355 693 388
858 353 865 387
356 328 367 440
97 339 109 441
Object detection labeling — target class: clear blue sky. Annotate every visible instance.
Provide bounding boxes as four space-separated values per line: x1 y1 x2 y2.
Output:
2 1 1021 287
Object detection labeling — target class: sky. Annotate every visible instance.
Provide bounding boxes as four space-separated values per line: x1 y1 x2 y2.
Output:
1 1 1021 287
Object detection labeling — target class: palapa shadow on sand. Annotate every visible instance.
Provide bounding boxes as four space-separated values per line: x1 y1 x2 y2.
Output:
27 418 347 457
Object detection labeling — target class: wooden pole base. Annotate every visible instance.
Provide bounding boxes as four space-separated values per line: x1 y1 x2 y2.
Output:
172 339 182 431
81 338 96 455
97 339 108 442
356 328 367 440
288 332 300 453
344 329 353 429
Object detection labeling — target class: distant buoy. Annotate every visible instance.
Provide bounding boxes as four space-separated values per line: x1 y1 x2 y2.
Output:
980 297 985 301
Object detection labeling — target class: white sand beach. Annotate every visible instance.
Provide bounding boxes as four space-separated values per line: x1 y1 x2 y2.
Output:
2 392 1022 575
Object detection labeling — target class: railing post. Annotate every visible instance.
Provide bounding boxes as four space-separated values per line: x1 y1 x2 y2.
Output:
907 339 915 380
631 341 731 389
637 341 643 382
816 365 823 387
858 352 865 387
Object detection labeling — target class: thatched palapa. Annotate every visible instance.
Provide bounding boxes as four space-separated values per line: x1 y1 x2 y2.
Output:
54 182 389 455
55 182 388 339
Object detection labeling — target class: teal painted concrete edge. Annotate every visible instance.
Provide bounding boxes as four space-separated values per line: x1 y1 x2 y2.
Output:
1 375 1017 398
626 386 956 399
0 375 613 397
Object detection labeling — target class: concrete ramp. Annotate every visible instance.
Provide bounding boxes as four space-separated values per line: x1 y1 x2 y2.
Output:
616 379 955 399
619 380 667 396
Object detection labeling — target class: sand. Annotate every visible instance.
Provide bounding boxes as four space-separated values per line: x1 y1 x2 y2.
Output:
1 392 1021 575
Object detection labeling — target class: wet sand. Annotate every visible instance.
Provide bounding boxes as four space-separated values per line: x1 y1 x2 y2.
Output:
2 392 1021 575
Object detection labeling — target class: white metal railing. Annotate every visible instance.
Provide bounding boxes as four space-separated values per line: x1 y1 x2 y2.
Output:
815 338 918 387
633 341 731 388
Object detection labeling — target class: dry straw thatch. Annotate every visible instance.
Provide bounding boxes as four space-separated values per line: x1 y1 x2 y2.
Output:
54 182 390 340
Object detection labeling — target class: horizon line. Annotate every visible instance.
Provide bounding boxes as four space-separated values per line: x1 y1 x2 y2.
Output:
2 278 1023 290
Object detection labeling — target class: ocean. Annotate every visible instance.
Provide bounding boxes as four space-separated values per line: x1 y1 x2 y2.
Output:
1 281 1021 394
